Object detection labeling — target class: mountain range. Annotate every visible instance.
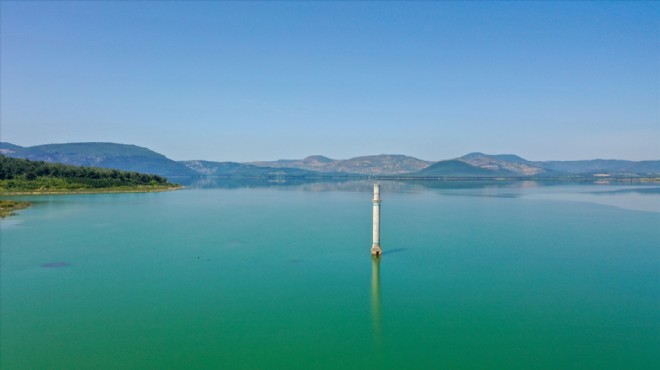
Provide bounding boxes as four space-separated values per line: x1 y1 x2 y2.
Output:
0 142 197 178
250 154 431 175
1 142 659 179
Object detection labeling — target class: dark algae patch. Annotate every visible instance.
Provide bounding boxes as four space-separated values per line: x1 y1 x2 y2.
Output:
0 200 31 218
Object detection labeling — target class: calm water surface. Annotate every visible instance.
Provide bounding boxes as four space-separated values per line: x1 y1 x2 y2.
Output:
1 181 659 369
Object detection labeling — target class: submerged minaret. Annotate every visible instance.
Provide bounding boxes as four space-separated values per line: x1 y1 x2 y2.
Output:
371 254 382 339
371 184 382 256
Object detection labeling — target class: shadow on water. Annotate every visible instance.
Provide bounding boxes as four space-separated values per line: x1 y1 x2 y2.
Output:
381 247 407 255
371 256 382 347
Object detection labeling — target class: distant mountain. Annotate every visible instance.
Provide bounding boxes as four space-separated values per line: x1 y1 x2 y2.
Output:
411 153 660 178
2 142 657 179
251 154 431 175
0 142 23 155
180 160 326 177
540 159 660 176
458 152 557 176
413 159 513 177
0 142 197 178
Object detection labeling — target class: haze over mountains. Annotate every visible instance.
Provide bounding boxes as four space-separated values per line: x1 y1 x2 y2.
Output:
250 155 432 175
0 142 197 177
1 142 659 179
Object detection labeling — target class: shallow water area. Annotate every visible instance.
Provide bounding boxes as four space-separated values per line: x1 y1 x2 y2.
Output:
1 180 659 369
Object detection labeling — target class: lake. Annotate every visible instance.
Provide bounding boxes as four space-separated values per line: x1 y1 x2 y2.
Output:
1 180 659 369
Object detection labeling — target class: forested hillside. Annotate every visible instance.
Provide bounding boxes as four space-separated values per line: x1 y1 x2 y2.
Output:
0 142 197 177
0 155 177 192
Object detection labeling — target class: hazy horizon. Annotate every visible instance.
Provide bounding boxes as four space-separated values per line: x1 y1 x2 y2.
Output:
1 2 658 162
3 139 660 164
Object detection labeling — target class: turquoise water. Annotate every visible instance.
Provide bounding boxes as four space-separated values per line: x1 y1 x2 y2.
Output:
1 181 659 369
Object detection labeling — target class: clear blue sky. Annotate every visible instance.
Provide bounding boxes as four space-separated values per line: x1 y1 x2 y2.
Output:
1 1 658 161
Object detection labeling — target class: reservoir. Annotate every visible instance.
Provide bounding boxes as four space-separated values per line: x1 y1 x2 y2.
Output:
1 180 659 369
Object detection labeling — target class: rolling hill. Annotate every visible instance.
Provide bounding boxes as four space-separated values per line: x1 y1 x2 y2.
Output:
180 160 326 177
0 142 197 178
540 159 660 175
411 153 660 178
2 142 658 178
412 159 513 177
250 154 432 175
457 152 559 177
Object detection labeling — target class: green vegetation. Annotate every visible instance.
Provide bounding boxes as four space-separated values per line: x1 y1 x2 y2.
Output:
3 141 659 179
0 155 180 194
0 200 31 217
0 142 198 177
412 160 507 177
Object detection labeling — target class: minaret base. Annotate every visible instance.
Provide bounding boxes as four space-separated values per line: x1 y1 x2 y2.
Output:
371 244 382 256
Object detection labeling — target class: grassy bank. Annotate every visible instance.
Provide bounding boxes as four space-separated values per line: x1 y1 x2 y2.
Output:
0 156 183 217
0 200 32 217
0 176 183 195
0 184 183 195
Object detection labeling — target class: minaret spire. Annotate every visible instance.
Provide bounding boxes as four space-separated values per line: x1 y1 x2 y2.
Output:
371 184 382 256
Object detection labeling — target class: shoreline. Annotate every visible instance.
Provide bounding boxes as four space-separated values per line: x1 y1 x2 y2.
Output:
0 185 183 196
0 200 32 218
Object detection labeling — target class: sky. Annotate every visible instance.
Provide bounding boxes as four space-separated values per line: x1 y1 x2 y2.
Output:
1 1 658 162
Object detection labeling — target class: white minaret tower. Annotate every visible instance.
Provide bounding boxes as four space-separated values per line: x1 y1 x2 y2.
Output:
371 184 382 256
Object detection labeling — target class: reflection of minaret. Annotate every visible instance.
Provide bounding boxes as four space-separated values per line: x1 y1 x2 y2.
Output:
371 255 382 341
371 184 382 256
